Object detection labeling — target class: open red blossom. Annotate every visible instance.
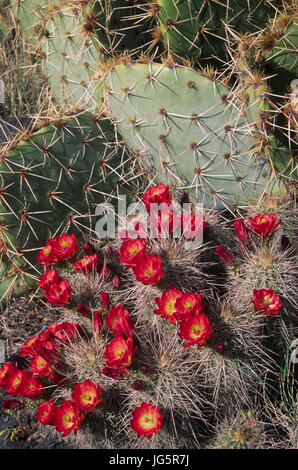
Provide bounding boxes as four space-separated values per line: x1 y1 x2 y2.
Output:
93 311 103 335
247 213 281 238
149 205 179 237
234 219 249 244
54 400 84 437
48 322 80 343
38 330 60 353
133 254 163 285
38 269 61 291
5 370 27 396
182 213 206 240
18 335 42 358
174 292 206 322
45 279 71 306
29 355 53 378
73 253 98 274
118 238 147 268
251 289 282 316
22 373 43 398
71 380 103 413
104 335 137 371
142 183 171 211
52 233 79 261
1 399 23 410
100 292 110 309
130 402 163 438
0 362 17 388
77 304 91 318
36 239 58 267
216 245 235 265
105 304 134 337
154 287 183 324
36 400 56 425
179 313 214 349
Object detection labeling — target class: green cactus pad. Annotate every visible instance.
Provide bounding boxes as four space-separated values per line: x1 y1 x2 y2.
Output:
105 62 289 209
41 3 105 111
153 0 282 58
265 22 298 76
0 113 135 304
11 0 58 46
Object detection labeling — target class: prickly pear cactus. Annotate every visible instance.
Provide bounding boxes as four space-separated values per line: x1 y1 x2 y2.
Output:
40 3 104 111
11 0 58 46
147 0 284 59
0 113 136 304
104 62 289 209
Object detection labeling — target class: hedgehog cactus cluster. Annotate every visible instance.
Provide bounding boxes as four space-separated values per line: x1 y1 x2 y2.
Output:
0 183 296 448
0 0 297 449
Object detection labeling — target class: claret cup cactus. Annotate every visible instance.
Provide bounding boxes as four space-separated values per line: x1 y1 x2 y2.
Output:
0 0 297 450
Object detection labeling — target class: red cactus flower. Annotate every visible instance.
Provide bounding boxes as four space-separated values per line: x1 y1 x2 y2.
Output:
83 242 95 255
154 287 183 324
132 254 163 285
130 402 163 438
52 233 79 261
216 245 235 265
5 370 27 396
179 313 214 349
73 253 98 274
96 263 111 279
93 311 102 335
118 238 147 268
29 355 53 378
71 380 103 413
101 367 124 380
104 334 137 371
38 269 61 291
22 373 43 398
131 380 146 391
142 183 171 211
48 371 66 386
182 213 206 240
45 279 71 306
247 213 281 238
18 335 42 358
36 238 58 267
149 205 177 237
174 292 206 322
104 246 113 258
0 362 17 388
48 322 80 343
112 274 120 290
1 399 23 410
77 304 91 318
216 343 226 354
105 304 134 337
100 292 110 309
118 221 148 240
234 219 249 244
251 289 282 316
54 400 84 437
38 330 60 353
36 400 56 425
